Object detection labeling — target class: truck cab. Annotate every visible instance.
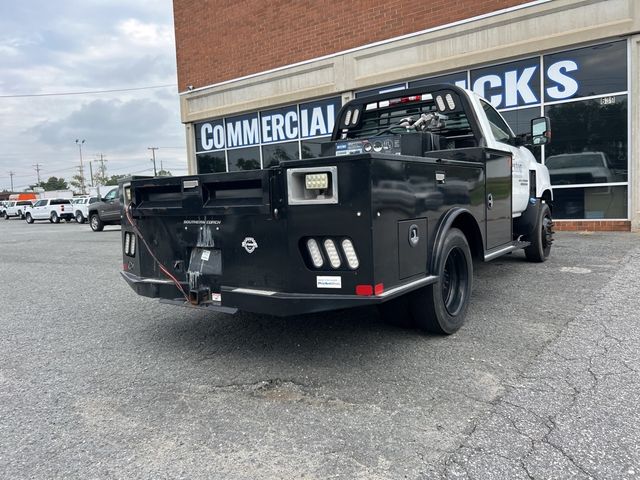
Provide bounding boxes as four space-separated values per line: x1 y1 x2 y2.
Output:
120 84 553 334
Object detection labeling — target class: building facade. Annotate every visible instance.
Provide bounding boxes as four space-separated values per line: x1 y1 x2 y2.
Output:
173 0 640 230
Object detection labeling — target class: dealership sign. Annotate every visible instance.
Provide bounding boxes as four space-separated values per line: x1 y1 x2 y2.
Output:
195 97 340 152
195 41 626 153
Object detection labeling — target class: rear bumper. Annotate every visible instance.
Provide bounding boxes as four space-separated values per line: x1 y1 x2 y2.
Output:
121 270 437 317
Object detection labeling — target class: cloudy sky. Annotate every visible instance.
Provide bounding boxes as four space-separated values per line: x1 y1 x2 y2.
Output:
0 0 187 192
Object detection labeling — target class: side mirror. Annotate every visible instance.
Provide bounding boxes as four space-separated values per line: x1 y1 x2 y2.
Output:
531 117 551 146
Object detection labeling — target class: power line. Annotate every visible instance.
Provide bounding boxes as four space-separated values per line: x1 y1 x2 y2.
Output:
0 84 177 98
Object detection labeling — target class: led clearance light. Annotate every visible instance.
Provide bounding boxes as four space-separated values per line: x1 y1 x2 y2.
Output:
130 234 136 256
307 239 324 268
445 93 456 110
379 100 390 108
351 109 360 125
305 173 329 190
124 233 131 255
344 109 352 125
323 239 341 269
365 102 377 111
341 239 359 269
436 95 446 111
421 94 433 100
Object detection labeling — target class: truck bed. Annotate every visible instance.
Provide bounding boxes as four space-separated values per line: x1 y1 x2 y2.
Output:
121 149 512 316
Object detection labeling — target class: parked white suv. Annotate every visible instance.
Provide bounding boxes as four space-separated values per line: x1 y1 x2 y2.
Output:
4 200 34 220
25 198 75 223
70 196 99 223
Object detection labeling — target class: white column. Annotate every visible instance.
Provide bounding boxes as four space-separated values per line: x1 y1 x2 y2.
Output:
630 35 640 230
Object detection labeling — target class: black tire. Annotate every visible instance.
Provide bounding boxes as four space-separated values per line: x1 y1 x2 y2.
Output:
378 295 414 329
25 213 34 224
524 203 553 263
90 213 104 232
410 228 473 334
76 211 85 224
51 212 60 223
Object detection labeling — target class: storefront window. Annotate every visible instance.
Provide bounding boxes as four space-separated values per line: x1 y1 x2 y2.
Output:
301 138 332 159
545 96 627 185
552 186 627 219
262 142 299 168
197 153 226 173
227 147 260 171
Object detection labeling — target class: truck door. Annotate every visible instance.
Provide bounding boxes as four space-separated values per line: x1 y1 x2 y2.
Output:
485 153 512 249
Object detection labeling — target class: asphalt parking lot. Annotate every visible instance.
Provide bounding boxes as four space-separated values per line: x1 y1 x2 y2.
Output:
1 218 639 479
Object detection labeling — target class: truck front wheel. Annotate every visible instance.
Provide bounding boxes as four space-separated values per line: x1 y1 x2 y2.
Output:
524 203 553 263
411 228 473 334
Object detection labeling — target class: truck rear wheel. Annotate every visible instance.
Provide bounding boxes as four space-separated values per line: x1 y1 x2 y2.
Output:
411 228 472 334
51 212 60 223
524 203 553 263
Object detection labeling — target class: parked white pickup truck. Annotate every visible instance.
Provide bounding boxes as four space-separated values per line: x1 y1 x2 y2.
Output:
4 200 34 220
24 198 75 223
70 196 100 223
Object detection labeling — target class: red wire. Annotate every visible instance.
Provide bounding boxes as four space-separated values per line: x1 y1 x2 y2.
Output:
125 204 189 302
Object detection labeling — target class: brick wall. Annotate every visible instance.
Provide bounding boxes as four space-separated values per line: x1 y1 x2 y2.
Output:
173 0 531 91
554 221 631 232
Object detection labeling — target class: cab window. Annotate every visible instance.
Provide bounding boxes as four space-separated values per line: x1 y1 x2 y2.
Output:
104 189 118 200
480 100 513 143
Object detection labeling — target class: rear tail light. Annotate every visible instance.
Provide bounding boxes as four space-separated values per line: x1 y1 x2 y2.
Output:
341 239 359 269
124 232 136 257
306 238 323 268
323 239 341 269
61 205 64 211
302 237 359 271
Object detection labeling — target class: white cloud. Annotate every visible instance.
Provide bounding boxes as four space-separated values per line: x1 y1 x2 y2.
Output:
0 0 186 191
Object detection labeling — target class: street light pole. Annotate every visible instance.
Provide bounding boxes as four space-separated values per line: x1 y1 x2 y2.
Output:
75 139 86 194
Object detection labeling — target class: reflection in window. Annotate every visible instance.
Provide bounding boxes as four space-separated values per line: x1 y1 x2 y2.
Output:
553 186 627 219
545 96 627 185
197 153 226 173
228 147 260 171
500 107 542 162
301 137 332 159
262 142 299 168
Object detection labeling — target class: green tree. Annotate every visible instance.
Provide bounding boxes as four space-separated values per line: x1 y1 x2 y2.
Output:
29 176 69 191
69 174 84 191
156 169 172 177
105 174 127 186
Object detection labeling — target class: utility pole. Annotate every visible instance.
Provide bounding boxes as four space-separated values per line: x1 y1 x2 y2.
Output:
8 171 15 191
33 163 43 185
95 153 107 186
148 147 158 176
75 139 86 194
89 161 94 187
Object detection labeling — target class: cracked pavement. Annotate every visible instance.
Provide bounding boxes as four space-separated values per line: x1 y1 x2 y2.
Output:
0 220 639 479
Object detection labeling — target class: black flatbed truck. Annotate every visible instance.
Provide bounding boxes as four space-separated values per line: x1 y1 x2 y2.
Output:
120 85 554 333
